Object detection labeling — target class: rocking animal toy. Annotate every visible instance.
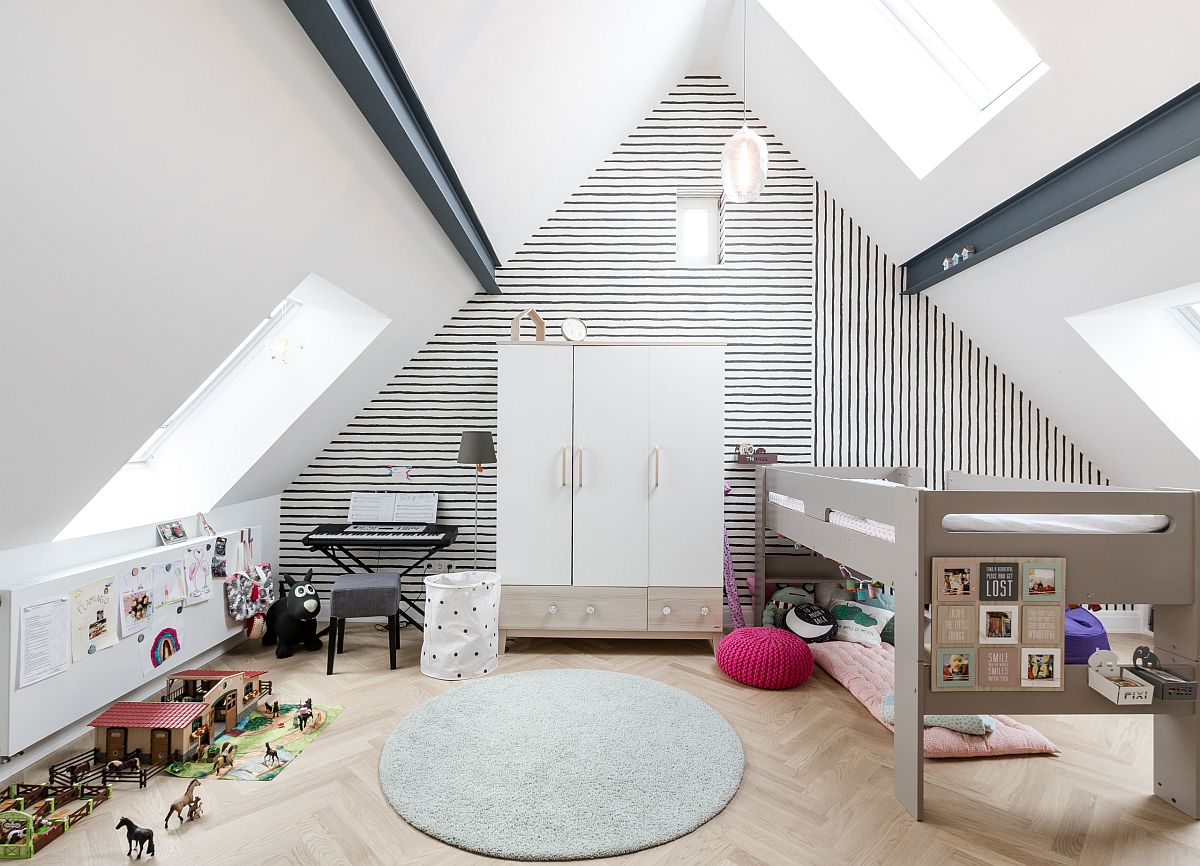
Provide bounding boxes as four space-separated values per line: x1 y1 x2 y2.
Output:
263 741 280 766
164 779 201 828
115 817 155 859
262 570 322 659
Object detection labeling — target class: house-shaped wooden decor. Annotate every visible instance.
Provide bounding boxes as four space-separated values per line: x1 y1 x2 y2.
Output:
510 308 546 342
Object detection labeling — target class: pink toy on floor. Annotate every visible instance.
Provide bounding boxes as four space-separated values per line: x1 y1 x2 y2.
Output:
717 626 813 690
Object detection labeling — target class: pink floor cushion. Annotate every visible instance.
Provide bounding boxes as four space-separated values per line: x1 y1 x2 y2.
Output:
717 627 814 689
809 640 1060 759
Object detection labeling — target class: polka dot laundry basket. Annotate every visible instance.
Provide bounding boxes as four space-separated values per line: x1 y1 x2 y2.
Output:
421 571 502 680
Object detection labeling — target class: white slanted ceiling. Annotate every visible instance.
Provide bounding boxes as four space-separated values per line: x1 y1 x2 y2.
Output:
0 1 480 550
720 0 1200 262
374 0 732 264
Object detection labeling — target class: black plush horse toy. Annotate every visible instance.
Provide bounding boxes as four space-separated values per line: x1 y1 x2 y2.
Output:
116 817 155 858
262 570 322 659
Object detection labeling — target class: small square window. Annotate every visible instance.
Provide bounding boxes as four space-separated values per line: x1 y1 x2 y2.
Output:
676 190 722 266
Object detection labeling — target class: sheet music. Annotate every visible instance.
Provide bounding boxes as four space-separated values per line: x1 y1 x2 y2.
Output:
393 492 437 522
348 491 437 523
349 492 397 522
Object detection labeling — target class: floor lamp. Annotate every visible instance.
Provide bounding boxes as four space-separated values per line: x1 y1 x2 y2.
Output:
457 430 496 570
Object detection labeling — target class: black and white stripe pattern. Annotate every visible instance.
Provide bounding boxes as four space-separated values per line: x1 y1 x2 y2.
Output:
813 188 1107 486
280 75 1104 613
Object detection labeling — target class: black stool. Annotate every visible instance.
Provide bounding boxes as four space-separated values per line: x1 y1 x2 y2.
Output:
326 573 402 675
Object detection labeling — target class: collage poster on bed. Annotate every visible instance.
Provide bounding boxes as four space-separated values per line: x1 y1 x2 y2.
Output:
931 557 1066 692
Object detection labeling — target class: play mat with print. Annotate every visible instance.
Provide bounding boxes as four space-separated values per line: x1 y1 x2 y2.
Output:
166 701 342 781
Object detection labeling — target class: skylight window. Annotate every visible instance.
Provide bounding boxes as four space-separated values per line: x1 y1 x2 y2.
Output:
1068 286 1200 463
58 274 390 540
128 298 302 464
760 0 1047 178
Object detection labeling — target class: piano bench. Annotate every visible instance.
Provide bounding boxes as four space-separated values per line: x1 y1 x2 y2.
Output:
327 573 403 675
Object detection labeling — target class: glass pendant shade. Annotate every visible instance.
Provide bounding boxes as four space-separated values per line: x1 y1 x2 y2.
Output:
721 125 768 203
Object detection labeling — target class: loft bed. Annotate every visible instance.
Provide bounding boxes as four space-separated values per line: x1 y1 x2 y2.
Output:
754 465 1200 821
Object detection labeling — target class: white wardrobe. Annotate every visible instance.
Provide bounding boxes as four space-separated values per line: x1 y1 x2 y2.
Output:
496 340 725 646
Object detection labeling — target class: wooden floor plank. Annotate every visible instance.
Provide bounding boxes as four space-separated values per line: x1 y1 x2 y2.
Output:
10 629 1200 865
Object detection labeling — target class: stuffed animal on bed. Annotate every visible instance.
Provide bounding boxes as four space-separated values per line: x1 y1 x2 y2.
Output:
262 570 323 659
761 585 816 627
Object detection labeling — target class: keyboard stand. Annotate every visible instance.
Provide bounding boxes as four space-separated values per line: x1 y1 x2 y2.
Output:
315 544 440 632
299 526 457 633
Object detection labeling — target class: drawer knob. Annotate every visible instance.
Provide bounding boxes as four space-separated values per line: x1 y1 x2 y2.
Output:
547 604 558 615
700 606 710 616
662 606 672 616
585 605 596 616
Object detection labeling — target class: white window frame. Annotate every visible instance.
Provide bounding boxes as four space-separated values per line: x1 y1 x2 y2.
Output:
128 297 303 464
675 189 723 266
873 0 1043 110
1173 301 1200 342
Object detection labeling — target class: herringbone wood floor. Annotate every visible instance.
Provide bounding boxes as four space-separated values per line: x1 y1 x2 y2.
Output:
18 629 1200 866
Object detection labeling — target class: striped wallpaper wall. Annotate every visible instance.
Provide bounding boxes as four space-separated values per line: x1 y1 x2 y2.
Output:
279 75 1105 613
813 192 1107 486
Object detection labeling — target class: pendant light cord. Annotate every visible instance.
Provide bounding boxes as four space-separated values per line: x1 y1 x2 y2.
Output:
742 0 748 125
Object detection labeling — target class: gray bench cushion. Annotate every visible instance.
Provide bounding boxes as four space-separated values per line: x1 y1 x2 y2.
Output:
329 573 402 619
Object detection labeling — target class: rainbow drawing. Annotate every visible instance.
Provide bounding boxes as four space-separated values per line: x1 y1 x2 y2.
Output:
149 626 182 668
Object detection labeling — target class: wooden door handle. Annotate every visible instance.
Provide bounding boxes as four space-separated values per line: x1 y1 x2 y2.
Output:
654 446 660 488
577 447 584 488
561 445 568 487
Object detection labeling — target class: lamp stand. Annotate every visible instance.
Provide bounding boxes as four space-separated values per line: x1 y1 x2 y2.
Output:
473 466 480 570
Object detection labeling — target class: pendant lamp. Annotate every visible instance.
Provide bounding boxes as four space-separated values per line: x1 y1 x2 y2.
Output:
722 0 768 203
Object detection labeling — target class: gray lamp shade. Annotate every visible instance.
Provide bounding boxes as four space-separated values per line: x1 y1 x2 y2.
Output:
457 430 496 465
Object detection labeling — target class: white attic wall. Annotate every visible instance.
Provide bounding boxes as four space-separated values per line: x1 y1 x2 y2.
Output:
375 0 721 264
925 156 1200 489
717 0 1200 261
0 1 479 550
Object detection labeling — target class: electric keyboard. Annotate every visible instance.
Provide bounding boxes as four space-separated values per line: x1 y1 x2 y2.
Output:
302 523 458 548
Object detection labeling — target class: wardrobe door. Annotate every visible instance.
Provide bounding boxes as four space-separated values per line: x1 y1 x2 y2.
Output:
648 346 724 587
497 344 573 585
572 346 649 587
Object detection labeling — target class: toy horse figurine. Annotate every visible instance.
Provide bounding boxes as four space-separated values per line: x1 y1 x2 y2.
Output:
263 741 280 766
106 748 142 775
185 797 203 822
115 817 155 859
164 779 201 828
262 570 322 659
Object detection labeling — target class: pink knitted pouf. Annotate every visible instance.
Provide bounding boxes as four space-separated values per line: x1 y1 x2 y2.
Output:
717 627 814 690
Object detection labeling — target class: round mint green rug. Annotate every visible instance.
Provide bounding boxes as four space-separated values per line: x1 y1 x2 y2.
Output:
379 668 744 860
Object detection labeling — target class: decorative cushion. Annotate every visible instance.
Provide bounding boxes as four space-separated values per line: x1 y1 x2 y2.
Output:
815 582 897 644
831 600 895 647
783 603 838 643
717 627 814 690
1064 606 1111 665
809 640 1060 758
879 693 997 736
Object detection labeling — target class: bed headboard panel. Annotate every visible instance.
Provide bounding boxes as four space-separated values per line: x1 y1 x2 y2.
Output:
922 489 1196 605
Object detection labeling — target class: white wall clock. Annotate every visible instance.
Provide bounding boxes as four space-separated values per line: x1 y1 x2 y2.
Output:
561 317 587 342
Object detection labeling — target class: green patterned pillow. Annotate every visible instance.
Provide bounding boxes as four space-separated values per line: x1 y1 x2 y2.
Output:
880 693 996 735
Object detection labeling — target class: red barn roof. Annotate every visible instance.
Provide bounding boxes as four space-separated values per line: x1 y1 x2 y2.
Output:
89 702 207 730
167 668 267 680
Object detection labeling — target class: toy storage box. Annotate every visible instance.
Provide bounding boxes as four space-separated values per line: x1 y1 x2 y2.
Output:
1088 666 1153 706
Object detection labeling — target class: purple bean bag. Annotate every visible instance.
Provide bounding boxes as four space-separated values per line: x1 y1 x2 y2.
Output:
1065 607 1110 664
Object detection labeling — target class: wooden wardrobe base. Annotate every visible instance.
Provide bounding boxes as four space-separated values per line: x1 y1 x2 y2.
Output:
498 629 722 654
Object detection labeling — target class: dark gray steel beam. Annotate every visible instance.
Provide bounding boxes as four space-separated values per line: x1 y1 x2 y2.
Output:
904 81 1200 294
286 0 501 294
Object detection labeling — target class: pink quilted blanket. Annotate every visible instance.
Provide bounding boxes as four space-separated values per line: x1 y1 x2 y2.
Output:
809 640 1060 759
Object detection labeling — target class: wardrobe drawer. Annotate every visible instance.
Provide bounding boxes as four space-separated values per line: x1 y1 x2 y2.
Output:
647 588 722 632
501 585 647 630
